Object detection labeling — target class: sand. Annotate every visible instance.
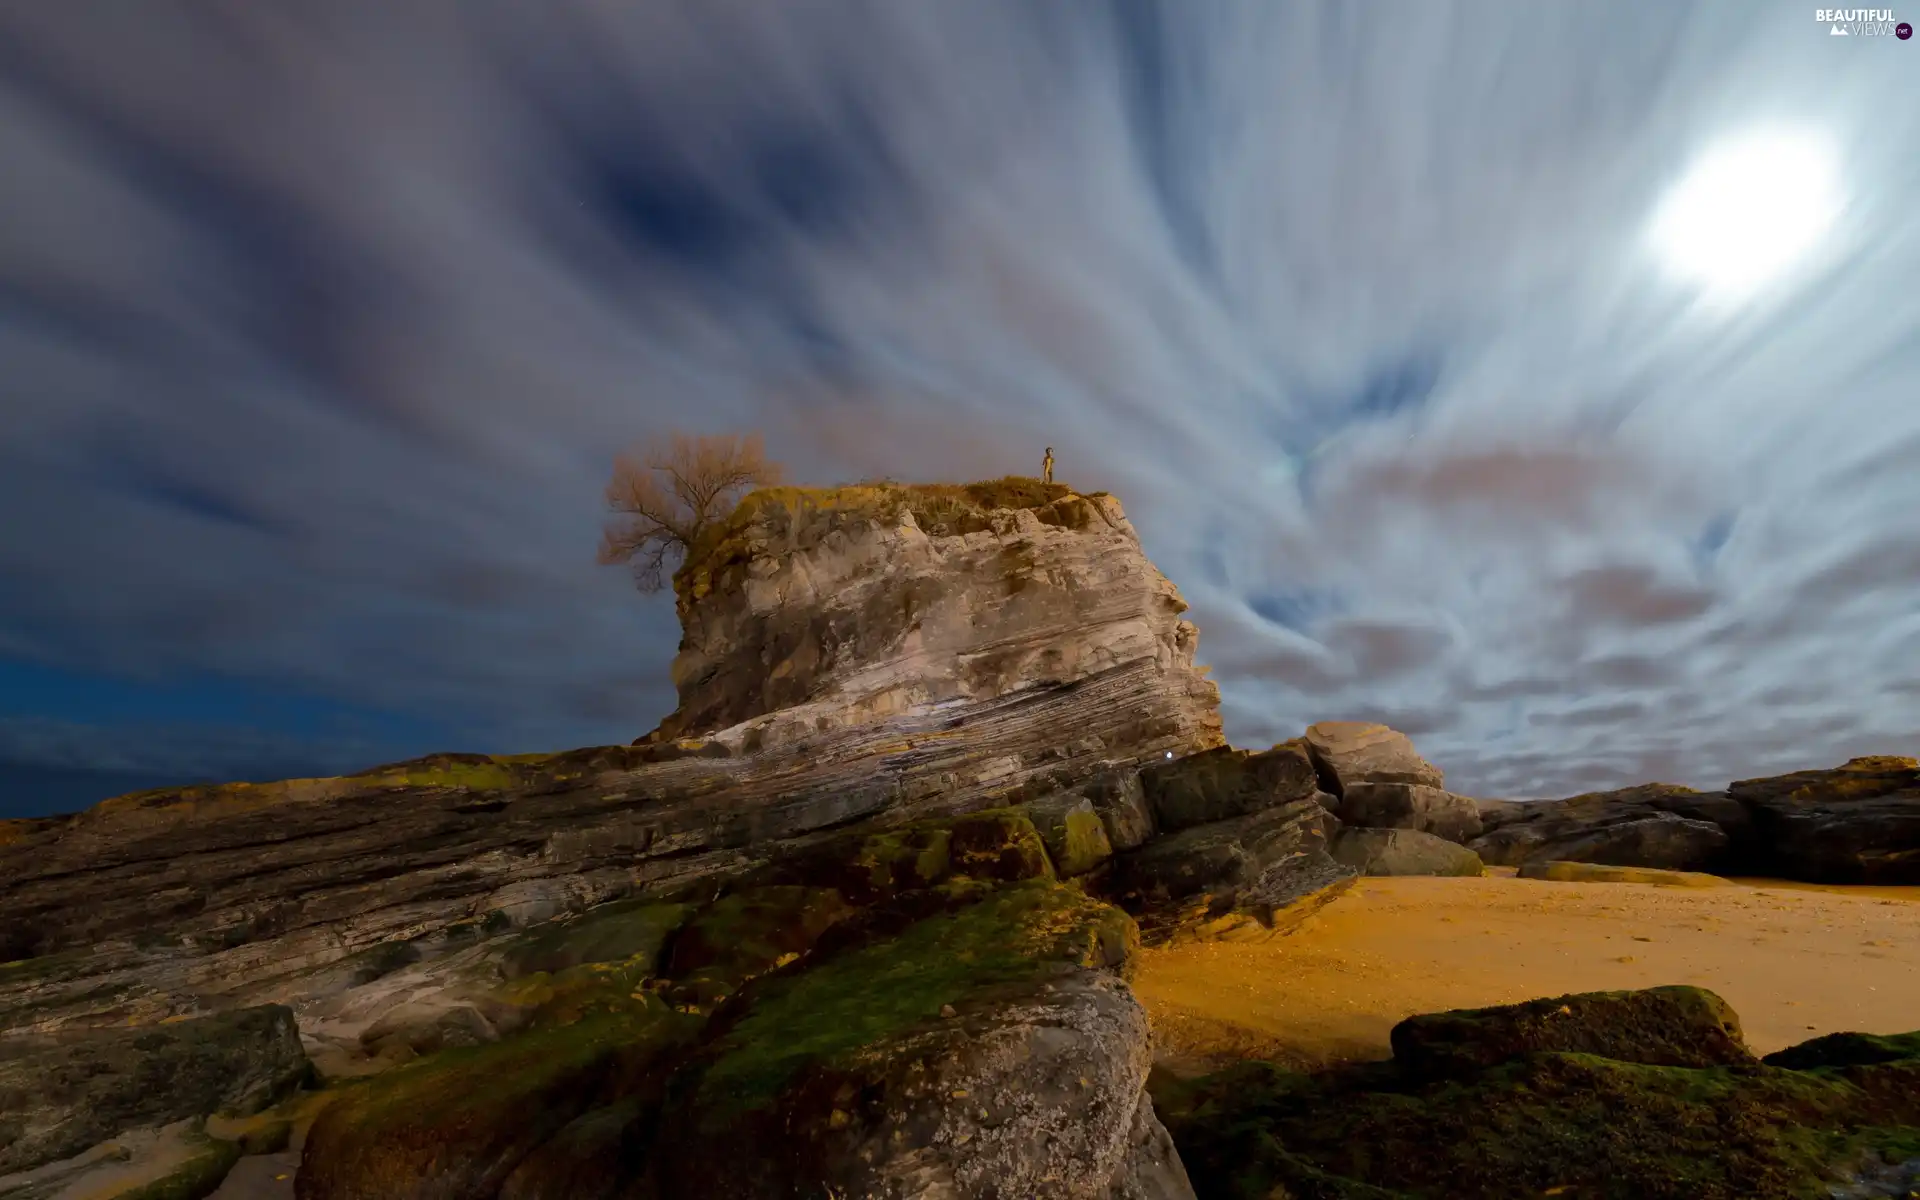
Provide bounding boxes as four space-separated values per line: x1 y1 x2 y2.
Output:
1135 871 1920 1074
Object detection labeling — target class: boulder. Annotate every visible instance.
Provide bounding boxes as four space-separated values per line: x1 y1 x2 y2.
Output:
299 1003 702 1200
1331 827 1484 876
1336 782 1483 842
1138 741 1320 832
1518 861 1732 887
658 881 1172 1199
1157 990 1920 1200
1388 985 1751 1081
1303 721 1445 794
1469 784 1738 871
0 1005 310 1175
1730 756 1920 883
1105 799 1355 942
1026 793 1117 876
1763 1030 1920 1071
1080 769 1157 851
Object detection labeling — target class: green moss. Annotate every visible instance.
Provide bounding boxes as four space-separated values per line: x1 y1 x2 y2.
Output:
691 881 1136 1124
1160 1044 1920 1200
665 886 857 1004
302 1003 703 1198
1764 1029 1920 1070
116 1134 242 1200
503 901 691 981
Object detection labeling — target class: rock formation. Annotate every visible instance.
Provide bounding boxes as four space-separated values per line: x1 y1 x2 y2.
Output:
1303 721 1483 842
1159 987 1920 1199
651 482 1221 758
1471 758 1920 882
0 474 1912 1199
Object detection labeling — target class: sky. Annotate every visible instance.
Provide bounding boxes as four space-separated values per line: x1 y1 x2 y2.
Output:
1 1 1917 818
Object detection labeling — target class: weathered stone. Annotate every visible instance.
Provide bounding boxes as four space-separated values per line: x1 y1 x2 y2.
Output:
1470 785 1738 872
0 1005 309 1175
654 484 1223 757
1157 992 1920 1200
500 900 691 980
1081 770 1156 851
1330 827 1484 876
1730 756 1920 883
1336 782 1483 842
664 886 859 1005
659 881 1153 1199
1138 741 1320 832
1303 721 1444 794
1026 794 1116 876
298 1003 700 1200
1389 985 1751 1081
1102 1094 1197 1200
1518 860 1732 887
1105 800 1355 942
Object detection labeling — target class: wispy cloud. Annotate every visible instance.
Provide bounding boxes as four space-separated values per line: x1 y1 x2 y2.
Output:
0 1 1915 807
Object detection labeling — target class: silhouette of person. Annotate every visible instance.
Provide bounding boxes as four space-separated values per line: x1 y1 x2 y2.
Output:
1043 446 1054 484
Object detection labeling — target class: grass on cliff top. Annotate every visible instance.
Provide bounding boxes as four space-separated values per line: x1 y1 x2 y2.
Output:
692 879 1136 1124
673 475 1111 603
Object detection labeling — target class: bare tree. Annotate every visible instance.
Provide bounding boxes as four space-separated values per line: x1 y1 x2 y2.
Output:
597 431 782 592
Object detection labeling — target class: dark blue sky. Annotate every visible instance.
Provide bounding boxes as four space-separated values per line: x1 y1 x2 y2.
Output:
1 1 1916 818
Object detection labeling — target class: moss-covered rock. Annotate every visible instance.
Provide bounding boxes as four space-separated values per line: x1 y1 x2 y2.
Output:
1763 1030 1920 1071
297 1002 702 1200
501 900 691 980
115 1131 244 1200
1389 986 1751 1080
664 886 858 1005
1106 799 1354 944
1140 742 1322 832
659 880 1156 1198
1157 989 1920 1200
0 1004 310 1175
1025 793 1115 876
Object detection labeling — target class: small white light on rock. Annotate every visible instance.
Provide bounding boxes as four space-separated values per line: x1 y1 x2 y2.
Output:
1165 751 1173 759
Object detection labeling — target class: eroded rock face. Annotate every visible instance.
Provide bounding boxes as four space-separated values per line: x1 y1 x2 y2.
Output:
1303 722 1445 793
1158 988 1920 1200
654 486 1222 760
1137 742 1321 832
0 1004 309 1175
1471 763 1920 882
1731 756 1920 883
1105 800 1355 943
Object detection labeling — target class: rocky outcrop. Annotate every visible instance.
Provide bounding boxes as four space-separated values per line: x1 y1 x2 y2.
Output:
0 483 1228 1039
1386 985 1752 1080
1471 782 1741 871
1730 756 1920 883
0 1004 309 1175
1303 721 1482 842
653 482 1222 757
1104 800 1354 943
1330 827 1484 876
1471 760 1919 882
1157 986 1920 1200
290 809 1181 1200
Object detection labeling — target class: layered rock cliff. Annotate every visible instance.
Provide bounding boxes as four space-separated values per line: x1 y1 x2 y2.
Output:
651 481 1221 756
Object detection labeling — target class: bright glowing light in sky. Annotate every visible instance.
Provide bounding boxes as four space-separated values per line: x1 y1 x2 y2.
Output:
1650 131 1841 297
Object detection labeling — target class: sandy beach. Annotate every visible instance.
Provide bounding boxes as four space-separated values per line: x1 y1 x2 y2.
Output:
1136 871 1920 1073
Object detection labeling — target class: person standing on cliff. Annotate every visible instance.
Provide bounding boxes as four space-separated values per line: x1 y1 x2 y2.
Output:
1043 446 1054 484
